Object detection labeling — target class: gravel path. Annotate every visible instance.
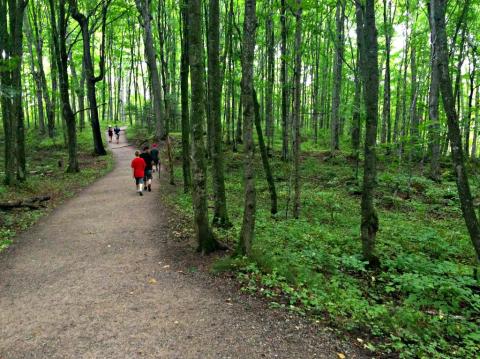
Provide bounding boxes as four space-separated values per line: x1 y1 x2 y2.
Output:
0 133 368 359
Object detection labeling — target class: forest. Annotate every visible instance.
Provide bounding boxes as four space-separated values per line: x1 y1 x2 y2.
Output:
1 0 480 357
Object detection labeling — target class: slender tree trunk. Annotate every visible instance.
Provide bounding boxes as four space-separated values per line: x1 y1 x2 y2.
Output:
187 0 220 254
207 0 231 227
253 89 277 214
357 0 380 267
31 7 55 138
69 0 108 156
381 0 392 145
464 53 476 156
180 0 191 192
48 0 79 173
428 8 441 181
292 0 302 219
135 0 166 140
280 0 289 161
430 0 480 263
238 0 257 256
330 0 345 153
471 86 479 159
265 1 274 153
25 15 45 135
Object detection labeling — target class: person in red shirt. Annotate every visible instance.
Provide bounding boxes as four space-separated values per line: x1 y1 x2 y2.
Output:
131 151 146 196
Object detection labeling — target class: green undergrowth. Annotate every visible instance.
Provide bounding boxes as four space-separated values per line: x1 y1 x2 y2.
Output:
165 132 480 358
0 128 113 252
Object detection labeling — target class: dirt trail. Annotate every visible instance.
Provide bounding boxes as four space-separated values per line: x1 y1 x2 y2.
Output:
0 132 366 359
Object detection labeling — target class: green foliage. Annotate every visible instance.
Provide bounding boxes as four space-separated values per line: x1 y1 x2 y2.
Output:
167 135 480 358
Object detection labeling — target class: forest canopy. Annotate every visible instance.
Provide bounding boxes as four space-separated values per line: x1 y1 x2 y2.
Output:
1 0 480 357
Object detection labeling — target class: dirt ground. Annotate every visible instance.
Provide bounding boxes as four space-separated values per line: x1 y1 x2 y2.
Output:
0 132 368 359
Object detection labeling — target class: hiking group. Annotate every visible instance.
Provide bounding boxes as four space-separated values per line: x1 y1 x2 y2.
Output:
131 144 160 196
108 125 121 144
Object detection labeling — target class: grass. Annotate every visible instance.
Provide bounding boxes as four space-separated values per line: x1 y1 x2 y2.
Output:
164 131 480 358
0 127 113 252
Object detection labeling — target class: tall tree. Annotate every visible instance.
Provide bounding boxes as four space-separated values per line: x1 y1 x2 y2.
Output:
69 0 108 156
427 4 441 181
208 0 231 227
187 0 220 253
330 0 345 152
357 0 380 267
292 0 302 218
135 0 166 140
47 0 79 172
280 0 289 161
180 0 191 192
238 0 257 255
429 0 480 263
0 0 28 185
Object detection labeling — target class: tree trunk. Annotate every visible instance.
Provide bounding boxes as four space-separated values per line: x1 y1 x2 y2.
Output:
69 0 107 156
48 0 79 173
330 0 345 153
280 0 289 161
207 0 230 227
428 7 441 181
471 85 479 159
187 0 220 254
430 0 480 263
265 1 274 152
25 14 45 135
292 0 302 219
357 0 380 267
238 0 257 256
135 0 166 140
253 89 277 215
381 0 392 145
180 0 191 192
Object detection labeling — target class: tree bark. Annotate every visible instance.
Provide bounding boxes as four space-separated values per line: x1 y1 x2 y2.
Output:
330 0 345 153
187 0 219 254
135 0 166 140
280 0 289 161
48 0 79 173
292 0 302 219
381 0 392 145
238 0 257 256
180 0 191 192
430 0 480 263
428 6 441 181
208 0 230 228
69 0 108 156
357 0 380 267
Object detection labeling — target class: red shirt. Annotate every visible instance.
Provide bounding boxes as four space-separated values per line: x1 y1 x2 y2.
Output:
131 157 146 178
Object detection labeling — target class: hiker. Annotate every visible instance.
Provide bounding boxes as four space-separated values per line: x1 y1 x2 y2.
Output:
107 126 113 143
150 143 160 173
140 146 154 192
131 151 146 196
114 125 121 144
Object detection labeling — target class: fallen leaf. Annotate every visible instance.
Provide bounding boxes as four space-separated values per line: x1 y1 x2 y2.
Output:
148 278 157 284
337 353 346 359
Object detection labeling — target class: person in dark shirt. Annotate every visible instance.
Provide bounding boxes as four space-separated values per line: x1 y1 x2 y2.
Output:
150 143 160 173
114 125 121 144
140 146 154 192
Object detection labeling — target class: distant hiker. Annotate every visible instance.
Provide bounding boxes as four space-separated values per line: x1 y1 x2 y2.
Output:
131 150 146 196
107 126 113 143
140 146 154 192
151 143 160 173
114 125 121 144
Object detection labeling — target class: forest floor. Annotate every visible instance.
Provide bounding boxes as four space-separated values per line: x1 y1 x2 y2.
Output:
0 131 366 359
